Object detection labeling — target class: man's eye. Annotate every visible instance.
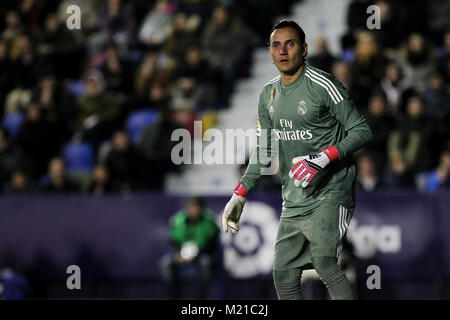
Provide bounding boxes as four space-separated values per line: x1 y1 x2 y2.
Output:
288 41 295 47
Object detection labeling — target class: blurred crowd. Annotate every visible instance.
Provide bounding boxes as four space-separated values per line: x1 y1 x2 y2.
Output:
337 0 450 193
0 0 449 196
0 0 294 195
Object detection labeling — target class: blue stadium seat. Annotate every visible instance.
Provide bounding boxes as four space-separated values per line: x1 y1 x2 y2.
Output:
65 80 85 99
2 112 25 138
62 142 95 172
126 109 158 144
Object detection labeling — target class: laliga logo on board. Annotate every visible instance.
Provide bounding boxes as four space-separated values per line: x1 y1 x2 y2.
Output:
346 218 402 259
221 201 278 278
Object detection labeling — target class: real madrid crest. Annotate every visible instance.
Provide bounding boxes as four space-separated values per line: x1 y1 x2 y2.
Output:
297 100 307 116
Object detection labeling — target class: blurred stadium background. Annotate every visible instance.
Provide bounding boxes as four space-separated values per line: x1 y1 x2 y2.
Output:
0 0 449 299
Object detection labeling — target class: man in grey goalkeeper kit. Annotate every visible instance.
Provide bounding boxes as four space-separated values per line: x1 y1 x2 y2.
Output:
222 20 372 300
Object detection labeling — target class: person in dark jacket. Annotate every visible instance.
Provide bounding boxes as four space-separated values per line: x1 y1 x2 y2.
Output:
41 157 79 193
105 130 147 193
385 95 433 188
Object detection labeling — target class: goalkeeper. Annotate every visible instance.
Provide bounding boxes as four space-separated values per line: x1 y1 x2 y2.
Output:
222 20 372 300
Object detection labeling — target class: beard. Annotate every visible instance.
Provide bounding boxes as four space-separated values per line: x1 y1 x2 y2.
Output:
283 65 302 75
278 60 304 76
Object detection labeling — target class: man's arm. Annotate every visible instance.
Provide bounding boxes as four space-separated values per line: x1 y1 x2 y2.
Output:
222 88 274 233
327 77 372 159
240 89 274 192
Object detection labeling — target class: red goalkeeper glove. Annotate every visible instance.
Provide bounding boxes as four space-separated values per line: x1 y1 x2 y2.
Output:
289 146 340 188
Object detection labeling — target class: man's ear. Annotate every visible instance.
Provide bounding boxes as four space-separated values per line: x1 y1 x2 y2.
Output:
302 43 308 57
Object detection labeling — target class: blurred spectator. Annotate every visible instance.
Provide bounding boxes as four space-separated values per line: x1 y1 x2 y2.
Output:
356 153 382 192
105 130 147 193
76 69 123 149
423 72 450 121
308 37 336 74
134 51 171 100
3 169 34 194
0 128 23 189
9 33 40 90
173 45 222 107
160 197 220 299
138 0 175 47
1 10 24 42
18 0 55 32
380 62 409 115
41 157 79 193
15 103 57 179
350 31 387 107
30 73 75 145
164 12 199 62
201 5 252 90
397 33 434 93
138 110 180 189
90 0 135 55
170 77 202 111
36 12 82 80
4 86 30 114
370 1 405 51
429 0 450 37
88 164 113 195
99 41 134 95
134 82 170 111
364 91 395 169
385 95 432 188
176 0 215 30
425 149 450 193
346 0 371 32
424 72 450 162
332 60 351 90
31 74 64 123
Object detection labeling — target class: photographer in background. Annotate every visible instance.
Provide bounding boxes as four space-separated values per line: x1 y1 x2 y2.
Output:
160 197 220 299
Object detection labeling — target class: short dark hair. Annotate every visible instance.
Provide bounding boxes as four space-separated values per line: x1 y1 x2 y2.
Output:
187 196 205 209
270 19 306 45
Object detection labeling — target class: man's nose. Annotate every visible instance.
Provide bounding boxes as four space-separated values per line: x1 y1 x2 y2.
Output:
279 46 287 55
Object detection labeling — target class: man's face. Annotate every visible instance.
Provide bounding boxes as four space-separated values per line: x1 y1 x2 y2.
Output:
270 27 307 75
49 158 65 179
186 202 201 220
113 132 129 152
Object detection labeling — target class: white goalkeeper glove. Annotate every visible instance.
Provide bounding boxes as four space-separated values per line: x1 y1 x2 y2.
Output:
289 146 340 188
222 182 248 233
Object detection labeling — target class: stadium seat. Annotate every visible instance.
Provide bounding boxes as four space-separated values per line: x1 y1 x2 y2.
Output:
62 142 95 172
125 109 158 144
65 80 85 99
1 112 25 138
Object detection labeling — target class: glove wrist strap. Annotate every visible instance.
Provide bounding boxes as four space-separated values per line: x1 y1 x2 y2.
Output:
322 146 340 162
234 181 248 197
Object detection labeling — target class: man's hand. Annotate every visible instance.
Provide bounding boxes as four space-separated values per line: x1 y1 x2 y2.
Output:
289 146 340 188
222 182 248 233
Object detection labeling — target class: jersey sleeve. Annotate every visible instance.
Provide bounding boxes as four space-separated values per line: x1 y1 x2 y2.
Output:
323 75 372 159
240 89 274 193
